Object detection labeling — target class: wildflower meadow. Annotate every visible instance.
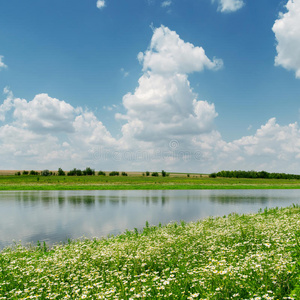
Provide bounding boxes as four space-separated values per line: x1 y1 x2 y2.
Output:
0 205 299 299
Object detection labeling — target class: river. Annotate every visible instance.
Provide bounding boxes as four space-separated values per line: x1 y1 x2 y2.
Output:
0 189 299 249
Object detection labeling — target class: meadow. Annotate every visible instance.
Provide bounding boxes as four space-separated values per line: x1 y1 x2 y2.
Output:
0 205 299 299
1 174 300 190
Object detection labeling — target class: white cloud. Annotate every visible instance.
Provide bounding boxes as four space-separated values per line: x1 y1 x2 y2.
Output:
213 0 244 13
139 26 223 74
161 1 172 7
13 93 77 133
118 26 220 145
273 0 300 78
0 92 116 169
0 88 14 121
0 56 7 70
96 0 105 9
2 25 300 173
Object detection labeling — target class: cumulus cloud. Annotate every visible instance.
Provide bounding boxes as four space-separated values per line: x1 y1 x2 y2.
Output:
198 118 300 173
273 0 300 78
2 24 300 174
117 26 221 146
96 0 105 9
138 26 223 74
213 0 244 13
0 56 7 70
13 94 77 133
0 92 116 169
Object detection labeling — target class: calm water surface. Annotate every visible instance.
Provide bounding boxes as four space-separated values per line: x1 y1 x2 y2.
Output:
0 189 299 249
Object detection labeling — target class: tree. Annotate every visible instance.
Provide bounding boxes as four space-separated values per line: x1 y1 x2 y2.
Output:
58 168 65 176
41 169 50 176
109 171 119 176
83 167 95 176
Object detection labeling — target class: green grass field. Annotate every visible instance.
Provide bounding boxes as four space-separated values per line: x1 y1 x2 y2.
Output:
1 206 299 299
1 174 300 190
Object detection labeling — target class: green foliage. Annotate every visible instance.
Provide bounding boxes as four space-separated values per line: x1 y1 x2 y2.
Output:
3 174 300 190
98 170 106 176
151 172 159 177
0 206 299 299
15 171 21 176
41 169 50 176
121 172 128 176
161 170 167 177
68 168 82 176
57 168 65 176
212 170 300 180
82 167 95 176
145 171 150 176
109 171 120 176
22 170 29 175
29 170 39 175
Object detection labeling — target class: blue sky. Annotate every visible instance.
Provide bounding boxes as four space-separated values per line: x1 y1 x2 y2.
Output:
1 0 300 173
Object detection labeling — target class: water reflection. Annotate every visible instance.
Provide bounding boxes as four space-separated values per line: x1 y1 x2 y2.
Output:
0 189 299 250
208 195 270 204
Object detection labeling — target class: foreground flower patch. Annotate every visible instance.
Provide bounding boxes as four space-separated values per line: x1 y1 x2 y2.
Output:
0 206 299 299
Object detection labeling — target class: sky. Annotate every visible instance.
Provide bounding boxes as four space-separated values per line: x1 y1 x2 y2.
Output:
1 0 300 173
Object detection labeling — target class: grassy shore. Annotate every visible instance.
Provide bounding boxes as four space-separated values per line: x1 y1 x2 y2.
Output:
1 206 299 299
1 174 300 190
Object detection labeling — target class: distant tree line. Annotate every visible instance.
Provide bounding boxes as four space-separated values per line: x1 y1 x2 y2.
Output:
16 169 170 177
143 170 169 177
209 170 300 180
15 168 130 177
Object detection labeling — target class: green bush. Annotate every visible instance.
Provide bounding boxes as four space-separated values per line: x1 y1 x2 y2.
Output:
146 171 150 176
41 170 50 176
121 172 128 176
151 172 159 177
57 168 65 176
68 168 77 176
29 170 39 175
76 169 82 176
83 167 95 176
98 171 106 176
109 171 119 176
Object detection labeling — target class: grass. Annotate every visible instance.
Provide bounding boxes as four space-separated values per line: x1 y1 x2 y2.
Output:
0 205 299 299
1 175 300 190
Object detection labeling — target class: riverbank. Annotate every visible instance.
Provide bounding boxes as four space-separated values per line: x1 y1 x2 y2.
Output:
1 205 299 299
1 174 300 190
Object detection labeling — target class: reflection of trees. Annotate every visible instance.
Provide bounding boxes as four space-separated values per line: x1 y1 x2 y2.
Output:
109 196 120 206
15 192 57 206
142 195 170 206
97 196 106 205
208 195 269 204
151 196 159 204
67 195 95 207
